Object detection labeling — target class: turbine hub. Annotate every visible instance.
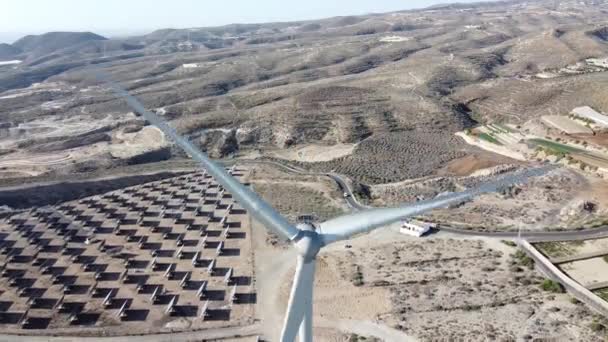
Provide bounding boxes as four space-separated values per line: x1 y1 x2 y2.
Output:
293 223 322 262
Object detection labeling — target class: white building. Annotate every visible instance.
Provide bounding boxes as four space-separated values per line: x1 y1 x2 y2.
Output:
571 106 608 127
400 220 435 237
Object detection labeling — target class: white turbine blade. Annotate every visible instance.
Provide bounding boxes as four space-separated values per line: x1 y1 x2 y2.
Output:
98 73 300 241
319 165 554 246
280 257 315 342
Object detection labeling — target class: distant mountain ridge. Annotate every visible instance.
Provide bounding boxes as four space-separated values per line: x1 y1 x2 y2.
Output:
11 31 107 58
0 43 22 60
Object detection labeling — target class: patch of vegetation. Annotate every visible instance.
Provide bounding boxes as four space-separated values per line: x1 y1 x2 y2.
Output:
540 279 565 293
462 303 482 311
569 296 580 304
595 289 608 302
535 241 583 258
477 132 502 145
501 240 517 247
347 333 381 342
603 255 608 264
253 183 345 222
529 138 582 154
590 320 606 333
513 249 535 269
351 264 364 287
569 114 596 125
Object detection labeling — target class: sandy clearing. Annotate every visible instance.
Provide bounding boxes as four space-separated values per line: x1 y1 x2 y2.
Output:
311 256 392 321
276 252 414 341
0 153 72 167
439 153 523 176
569 238 608 255
110 126 168 158
542 115 593 134
316 318 417 341
455 132 527 160
268 143 355 162
561 257 608 286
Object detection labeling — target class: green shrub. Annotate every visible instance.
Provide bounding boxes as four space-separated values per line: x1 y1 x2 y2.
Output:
514 250 535 269
351 265 364 287
541 279 565 293
501 240 517 247
590 321 605 333
477 133 502 145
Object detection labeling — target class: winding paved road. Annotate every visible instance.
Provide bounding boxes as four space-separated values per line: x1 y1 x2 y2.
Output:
235 159 608 242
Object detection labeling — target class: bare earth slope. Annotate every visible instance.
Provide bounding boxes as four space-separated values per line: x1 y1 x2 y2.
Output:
2 0 608 186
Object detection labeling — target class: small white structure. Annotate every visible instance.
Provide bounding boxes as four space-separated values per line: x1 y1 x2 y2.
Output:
182 63 199 68
0 60 22 66
587 58 608 69
571 106 608 127
400 220 435 237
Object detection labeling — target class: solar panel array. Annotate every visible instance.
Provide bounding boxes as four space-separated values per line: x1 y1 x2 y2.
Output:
0 169 255 333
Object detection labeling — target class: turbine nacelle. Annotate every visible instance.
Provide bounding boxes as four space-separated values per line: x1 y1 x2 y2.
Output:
292 223 323 263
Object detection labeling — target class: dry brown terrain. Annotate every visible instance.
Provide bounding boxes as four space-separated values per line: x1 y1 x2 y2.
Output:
255 222 608 341
3 0 608 189
248 163 348 223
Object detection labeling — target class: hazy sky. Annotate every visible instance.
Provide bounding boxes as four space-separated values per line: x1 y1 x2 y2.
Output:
0 0 487 43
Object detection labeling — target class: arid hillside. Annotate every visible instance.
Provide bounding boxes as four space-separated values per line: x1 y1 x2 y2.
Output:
1 0 608 185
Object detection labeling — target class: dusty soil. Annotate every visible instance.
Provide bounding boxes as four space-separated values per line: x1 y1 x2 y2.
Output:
561 258 608 287
318 228 606 341
536 238 608 259
268 143 356 163
438 152 523 177
248 163 348 223
256 220 608 341
542 116 593 135
109 126 168 159
366 165 603 231
573 133 608 149
426 167 608 231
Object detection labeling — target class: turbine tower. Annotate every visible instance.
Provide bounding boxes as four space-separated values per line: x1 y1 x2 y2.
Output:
99 72 553 342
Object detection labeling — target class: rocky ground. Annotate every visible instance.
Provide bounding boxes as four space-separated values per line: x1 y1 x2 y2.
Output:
363 163 608 231
319 229 608 341
246 164 348 241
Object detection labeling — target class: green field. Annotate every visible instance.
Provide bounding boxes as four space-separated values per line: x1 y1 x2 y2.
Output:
528 139 582 153
477 133 502 145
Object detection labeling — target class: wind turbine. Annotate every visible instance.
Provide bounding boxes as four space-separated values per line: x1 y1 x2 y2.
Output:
99 73 553 342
